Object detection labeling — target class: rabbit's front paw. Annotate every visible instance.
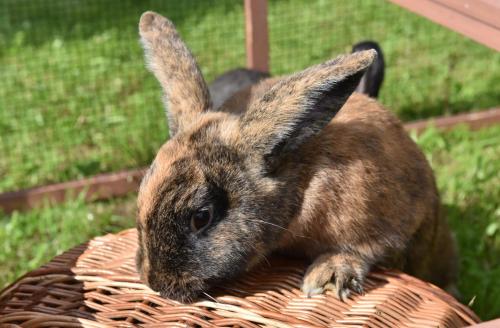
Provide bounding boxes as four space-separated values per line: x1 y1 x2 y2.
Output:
301 252 368 301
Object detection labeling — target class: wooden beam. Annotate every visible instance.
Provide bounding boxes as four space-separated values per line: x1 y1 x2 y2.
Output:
404 107 500 135
389 0 500 52
433 0 500 29
0 168 146 214
1 108 499 214
244 0 269 72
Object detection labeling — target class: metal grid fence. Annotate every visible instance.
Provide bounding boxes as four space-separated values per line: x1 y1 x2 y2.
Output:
0 0 245 192
1 0 499 193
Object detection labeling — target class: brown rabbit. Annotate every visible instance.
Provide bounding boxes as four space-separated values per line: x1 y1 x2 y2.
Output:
136 11 458 302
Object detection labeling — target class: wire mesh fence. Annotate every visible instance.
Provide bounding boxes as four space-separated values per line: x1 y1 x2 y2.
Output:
268 0 500 118
0 0 246 192
1 0 499 193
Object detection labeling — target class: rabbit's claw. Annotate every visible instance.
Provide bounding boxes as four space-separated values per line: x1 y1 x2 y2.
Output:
301 253 367 301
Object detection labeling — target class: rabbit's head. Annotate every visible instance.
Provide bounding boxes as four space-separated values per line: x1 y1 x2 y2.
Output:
136 11 376 302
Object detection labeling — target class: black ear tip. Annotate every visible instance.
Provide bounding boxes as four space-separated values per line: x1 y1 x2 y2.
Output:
352 40 383 54
351 41 383 66
351 41 385 98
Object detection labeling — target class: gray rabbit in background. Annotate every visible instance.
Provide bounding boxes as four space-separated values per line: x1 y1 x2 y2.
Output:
208 41 384 109
209 68 270 109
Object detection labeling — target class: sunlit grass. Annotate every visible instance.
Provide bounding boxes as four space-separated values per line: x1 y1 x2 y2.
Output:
413 125 500 320
0 0 499 191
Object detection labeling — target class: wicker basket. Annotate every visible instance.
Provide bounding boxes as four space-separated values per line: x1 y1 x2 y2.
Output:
0 229 479 327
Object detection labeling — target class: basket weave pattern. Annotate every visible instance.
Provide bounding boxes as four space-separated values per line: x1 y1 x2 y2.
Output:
0 229 479 327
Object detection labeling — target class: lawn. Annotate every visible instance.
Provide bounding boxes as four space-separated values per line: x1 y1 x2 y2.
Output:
1 125 499 320
0 0 499 191
0 0 499 321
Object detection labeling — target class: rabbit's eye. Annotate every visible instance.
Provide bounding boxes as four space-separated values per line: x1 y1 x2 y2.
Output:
190 205 214 233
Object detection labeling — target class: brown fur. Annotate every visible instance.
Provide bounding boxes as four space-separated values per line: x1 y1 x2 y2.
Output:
139 12 211 135
136 12 458 302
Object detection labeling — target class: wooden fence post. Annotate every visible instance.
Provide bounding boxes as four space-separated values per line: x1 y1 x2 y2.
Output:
245 0 269 72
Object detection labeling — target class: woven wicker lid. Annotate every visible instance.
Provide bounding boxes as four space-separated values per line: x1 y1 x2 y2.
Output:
0 229 479 327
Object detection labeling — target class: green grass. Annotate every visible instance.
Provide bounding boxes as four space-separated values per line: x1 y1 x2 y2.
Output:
412 126 500 320
0 194 135 288
1 125 499 320
0 0 499 192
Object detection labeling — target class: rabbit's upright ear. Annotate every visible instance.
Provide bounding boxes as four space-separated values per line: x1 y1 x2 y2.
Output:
241 50 376 170
139 11 211 136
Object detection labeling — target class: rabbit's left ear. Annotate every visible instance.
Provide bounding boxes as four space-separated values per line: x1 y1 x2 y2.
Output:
139 11 211 136
240 50 376 170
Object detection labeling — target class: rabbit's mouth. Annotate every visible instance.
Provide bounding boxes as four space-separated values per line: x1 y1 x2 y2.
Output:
158 285 202 303
147 272 206 303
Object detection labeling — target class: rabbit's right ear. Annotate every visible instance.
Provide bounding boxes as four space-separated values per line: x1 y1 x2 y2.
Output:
139 11 211 136
240 50 376 171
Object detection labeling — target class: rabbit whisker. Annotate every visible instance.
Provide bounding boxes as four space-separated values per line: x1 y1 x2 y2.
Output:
202 291 219 303
248 243 271 266
217 286 251 295
246 218 312 240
